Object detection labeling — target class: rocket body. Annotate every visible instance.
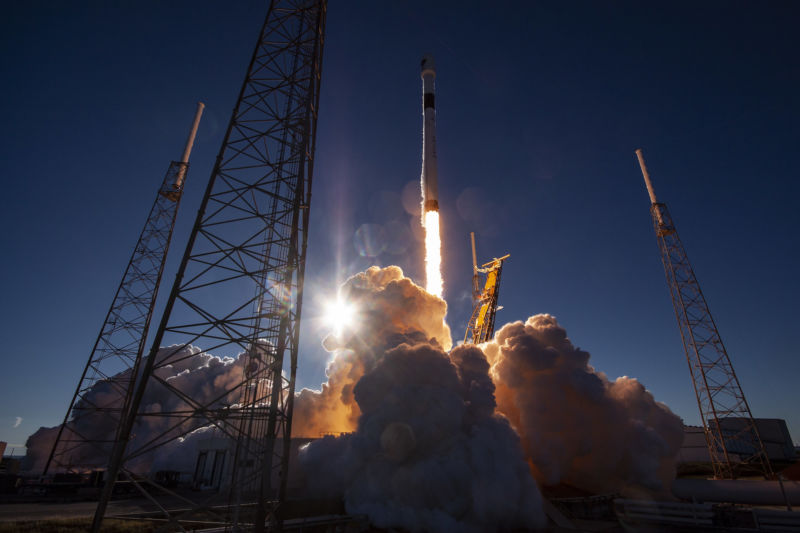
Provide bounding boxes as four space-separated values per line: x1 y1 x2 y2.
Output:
421 54 439 221
419 55 444 297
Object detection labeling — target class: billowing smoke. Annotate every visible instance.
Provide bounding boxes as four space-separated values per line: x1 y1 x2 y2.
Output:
296 267 683 529
25 266 452 473
24 346 245 474
293 265 451 437
299 267 545 531
483 314 684 495
25 263 684 530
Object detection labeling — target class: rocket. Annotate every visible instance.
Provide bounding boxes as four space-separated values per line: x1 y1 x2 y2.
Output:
420 54 439 221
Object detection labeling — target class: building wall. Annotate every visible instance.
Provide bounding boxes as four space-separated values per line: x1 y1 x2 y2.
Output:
678 418 795 463
190 437 318 493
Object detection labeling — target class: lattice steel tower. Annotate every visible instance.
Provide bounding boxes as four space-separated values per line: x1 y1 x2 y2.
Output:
43 103 205 477
635 149 772 480
93 1 326 531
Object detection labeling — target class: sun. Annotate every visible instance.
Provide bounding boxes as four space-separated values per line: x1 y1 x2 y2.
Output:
324 297 356 335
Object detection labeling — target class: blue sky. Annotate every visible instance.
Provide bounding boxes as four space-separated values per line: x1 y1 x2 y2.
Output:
1 1 798 452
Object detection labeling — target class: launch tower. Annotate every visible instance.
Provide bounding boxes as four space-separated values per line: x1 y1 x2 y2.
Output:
464 232 509 345
43 103 204 477
636 149 773 480
93 1 327 531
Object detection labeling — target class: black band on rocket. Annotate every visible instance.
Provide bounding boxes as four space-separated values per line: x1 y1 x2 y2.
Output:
424 93 435 109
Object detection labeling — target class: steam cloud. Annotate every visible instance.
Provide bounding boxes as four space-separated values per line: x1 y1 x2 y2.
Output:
24 346 245 474
24 264 684 531
297 267 682 529
299 267 544 530
293 266 451 437
483 314 684 495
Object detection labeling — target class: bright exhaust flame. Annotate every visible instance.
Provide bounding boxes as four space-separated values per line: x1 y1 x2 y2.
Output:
424 210 443 298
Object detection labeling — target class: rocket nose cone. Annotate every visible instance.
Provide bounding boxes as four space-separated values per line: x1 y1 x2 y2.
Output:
421 54 436 78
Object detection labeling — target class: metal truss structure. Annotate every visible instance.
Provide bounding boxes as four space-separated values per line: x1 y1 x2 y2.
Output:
93 1 326 531
43 159 190 477
637 150 773 480
464 233 509 345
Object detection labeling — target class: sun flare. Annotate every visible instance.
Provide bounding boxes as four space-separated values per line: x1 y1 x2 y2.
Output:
324 297 356 335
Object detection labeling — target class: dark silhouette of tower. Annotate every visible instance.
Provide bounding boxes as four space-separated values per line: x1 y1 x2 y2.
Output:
43 103 204 477
92 1 326 531
636 149 772 480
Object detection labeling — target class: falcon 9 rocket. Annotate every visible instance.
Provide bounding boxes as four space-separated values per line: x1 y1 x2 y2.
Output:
420 54 443 297
420 54 439 218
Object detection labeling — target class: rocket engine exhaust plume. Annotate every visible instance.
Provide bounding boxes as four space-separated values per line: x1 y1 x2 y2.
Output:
420 54 443 298
423 210 443 298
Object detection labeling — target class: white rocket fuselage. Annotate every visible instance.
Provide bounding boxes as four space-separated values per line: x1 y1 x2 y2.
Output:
421 55 439 221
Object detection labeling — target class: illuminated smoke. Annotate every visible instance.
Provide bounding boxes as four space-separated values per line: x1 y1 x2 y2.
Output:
23 346 245 474
482 314 684 495
293 266 451 437
25 260 684 529
298 266 544 530
423 210 443 298
296 269 683 531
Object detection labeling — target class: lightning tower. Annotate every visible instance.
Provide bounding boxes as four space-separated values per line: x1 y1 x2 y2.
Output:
92 2 326 531
43 102 204 477
635 149 772 480
464 232 509 345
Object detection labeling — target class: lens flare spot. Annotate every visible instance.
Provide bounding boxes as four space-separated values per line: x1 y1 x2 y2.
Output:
354 224 387 257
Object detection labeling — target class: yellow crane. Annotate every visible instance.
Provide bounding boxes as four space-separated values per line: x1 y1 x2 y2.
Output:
464 232 509 344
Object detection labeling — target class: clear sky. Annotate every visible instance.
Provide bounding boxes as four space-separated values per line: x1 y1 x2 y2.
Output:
1 1 798 452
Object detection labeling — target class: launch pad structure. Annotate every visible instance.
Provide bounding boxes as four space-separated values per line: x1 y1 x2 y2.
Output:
91 1 327 532
635 149 773 481
43 103 205 478
464 232 509 345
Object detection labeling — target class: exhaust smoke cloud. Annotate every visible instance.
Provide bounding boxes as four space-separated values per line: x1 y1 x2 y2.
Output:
296 267 683 529
25 264 683 530
24 346 246 474
293 266 451 437
483 314 684 495
299 266 544 531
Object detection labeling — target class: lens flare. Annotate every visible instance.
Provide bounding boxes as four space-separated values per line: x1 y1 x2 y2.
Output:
424 210 443 298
